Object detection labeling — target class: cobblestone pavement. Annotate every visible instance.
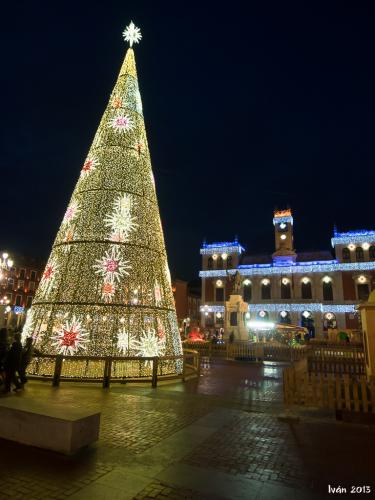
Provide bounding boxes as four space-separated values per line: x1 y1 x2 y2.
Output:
0 359 374 499
182 412 310 490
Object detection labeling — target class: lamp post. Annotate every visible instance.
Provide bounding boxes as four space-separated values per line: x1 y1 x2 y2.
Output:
0 252 14 328
183 317 190 338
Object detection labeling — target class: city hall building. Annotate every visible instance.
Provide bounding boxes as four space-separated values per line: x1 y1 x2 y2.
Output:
199 209 375 337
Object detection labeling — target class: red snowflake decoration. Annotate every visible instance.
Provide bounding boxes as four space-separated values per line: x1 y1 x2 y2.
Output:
112 96 122 109
43 265 54 281
102 282 116 302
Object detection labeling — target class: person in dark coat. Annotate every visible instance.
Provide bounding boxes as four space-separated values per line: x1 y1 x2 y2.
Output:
3 333 22 392
19 337 34 386
0 328 9 385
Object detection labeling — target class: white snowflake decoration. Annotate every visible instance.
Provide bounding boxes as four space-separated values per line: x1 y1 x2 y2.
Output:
109 114 134 132
51 316 89 356
40 257 59 295
81 156 99 178
123 21 142 47
104 194 138 242
132 328 165 365
63 201 80 224
93 246 130 283
117 329 137 355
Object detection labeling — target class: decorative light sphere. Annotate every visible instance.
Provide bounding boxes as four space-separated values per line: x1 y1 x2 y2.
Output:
280 310 288 318
205 312 209 316
362 243 370 250
281 278 289 285
322 275 332 283
243 279 251 286
2 253 8 260
216 279 223 287
216 312 222 319
279 223 287 230
221 253 228 260
348 244 356 251
212 254 218 260
245 311 251 319
302 277 310 284
325 312 334 320
280 234 287 240
358 275 367 284
302 310 311 318
261 278 270 286
259 310 266 318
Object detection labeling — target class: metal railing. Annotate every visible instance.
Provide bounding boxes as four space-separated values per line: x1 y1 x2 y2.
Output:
182 341 310 362
27 349 200 388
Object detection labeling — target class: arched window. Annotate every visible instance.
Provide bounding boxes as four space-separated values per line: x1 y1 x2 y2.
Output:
357 276 370 301
208 257 213 269
356 247 364 262
323 312 337 330
226 256 232 268
261 279 271 300
301 311 315 338
243 281 252 302
322 278 333 301
257 310 269 320
281 278 291 299
342 248 350 262
301 279 312 299
369 246 375 260
216 256 223 269
279 311 291 324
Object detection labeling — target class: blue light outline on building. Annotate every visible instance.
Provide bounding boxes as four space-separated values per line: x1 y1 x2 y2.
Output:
199 260 375 277
273 215 293 226
248 303 356 313
200 240 245 255
331 229 375 247
199 303 357 314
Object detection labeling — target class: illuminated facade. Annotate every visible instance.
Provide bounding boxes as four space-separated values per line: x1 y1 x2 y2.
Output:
0 253 44 327
199 209 375 336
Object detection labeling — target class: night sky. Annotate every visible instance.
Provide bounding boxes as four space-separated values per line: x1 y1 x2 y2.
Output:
1 1 375 280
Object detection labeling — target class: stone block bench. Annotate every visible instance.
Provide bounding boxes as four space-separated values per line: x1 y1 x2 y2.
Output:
0 398 100 454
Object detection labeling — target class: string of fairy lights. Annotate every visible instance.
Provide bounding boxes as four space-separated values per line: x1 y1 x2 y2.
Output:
23 23 183 377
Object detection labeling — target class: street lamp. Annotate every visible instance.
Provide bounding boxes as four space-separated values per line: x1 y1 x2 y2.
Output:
183 317 190 338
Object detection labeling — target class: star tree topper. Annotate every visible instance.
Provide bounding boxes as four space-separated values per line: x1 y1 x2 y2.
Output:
123 21 142 47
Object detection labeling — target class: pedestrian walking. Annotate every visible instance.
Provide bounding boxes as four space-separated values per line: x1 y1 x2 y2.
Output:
0 328 9 386
19 337 34 386
3 333 22 393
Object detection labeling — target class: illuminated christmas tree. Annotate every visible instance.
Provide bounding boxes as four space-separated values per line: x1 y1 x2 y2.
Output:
23 23 182 376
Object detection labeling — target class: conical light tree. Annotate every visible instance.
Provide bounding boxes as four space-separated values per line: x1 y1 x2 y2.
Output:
23 23 183 376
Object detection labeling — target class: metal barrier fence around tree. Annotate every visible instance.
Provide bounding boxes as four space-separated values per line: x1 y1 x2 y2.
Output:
27 349 200 388
182 341 310 362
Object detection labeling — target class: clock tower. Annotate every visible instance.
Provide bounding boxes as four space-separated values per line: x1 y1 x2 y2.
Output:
272 208 297 264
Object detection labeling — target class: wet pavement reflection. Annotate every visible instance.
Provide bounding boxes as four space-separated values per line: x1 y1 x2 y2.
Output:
161 358 286 412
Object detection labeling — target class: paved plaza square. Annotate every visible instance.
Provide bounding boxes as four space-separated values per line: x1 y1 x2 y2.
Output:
0 359 374 499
